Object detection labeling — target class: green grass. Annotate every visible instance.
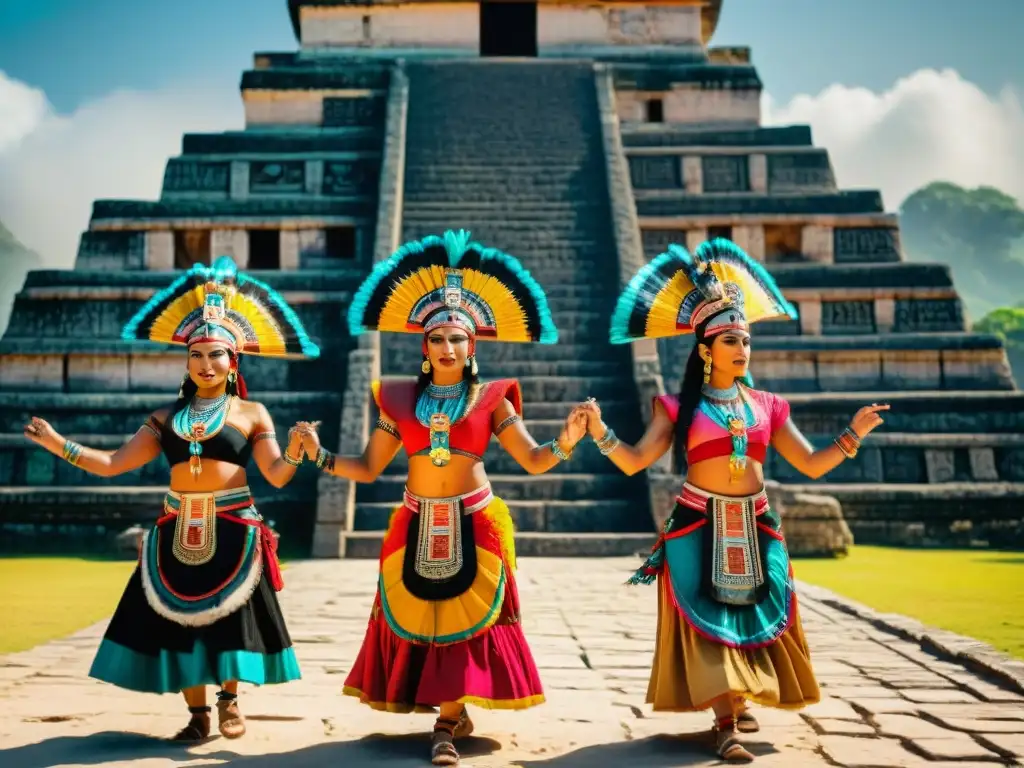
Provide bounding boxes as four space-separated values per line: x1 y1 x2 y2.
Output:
0 557 136 654
794 546 1024 660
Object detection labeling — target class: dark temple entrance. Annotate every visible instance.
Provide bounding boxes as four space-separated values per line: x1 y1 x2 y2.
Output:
479 2 538 57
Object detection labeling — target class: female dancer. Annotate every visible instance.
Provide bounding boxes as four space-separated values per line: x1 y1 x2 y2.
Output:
23 256 320 742
299 230 587 766
582 239 888 762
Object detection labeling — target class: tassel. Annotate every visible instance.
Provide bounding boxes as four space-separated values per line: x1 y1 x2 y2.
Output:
625 534 665 586
260 523 284 591
235 370 248 400
190 454 202 478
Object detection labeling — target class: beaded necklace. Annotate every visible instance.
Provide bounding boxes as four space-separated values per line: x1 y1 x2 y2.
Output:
698 382 756 484
415 380 470 467
171 393 231 478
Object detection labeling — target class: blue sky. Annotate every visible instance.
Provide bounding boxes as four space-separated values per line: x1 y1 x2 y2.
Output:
0 0 1021 112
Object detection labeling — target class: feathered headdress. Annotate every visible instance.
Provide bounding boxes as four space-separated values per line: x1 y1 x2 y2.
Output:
347 229 558 344
609 239 797 344
121 255 320 359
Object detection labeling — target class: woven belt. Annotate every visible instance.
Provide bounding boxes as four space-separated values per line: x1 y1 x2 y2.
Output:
403 483 493 515
164 485 257 517
676 483 769 516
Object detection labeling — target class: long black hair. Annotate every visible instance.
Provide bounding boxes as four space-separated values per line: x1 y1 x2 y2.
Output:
671 317 713 474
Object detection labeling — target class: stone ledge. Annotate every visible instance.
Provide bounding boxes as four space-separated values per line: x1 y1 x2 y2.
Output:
620 124 813 148
781 481 1024 501
182 128 379 155
90 197 377 221
22 268 366 291
0 338 348 355
634 190 884 216
796 581 1024 697
752 332 1002 351
785 390 1024 407
0 391 340 408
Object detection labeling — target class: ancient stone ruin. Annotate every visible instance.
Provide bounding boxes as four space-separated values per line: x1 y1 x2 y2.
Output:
2 0 1021 557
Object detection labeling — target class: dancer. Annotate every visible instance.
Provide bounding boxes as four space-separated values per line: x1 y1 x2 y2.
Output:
298 230 586 766
23 256 320 741
580 239 888 762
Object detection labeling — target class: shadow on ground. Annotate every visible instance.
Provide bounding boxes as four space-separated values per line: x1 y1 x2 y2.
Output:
0 730 779 768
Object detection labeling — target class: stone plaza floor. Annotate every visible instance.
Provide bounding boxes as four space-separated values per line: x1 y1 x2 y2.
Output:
0 558 1021 767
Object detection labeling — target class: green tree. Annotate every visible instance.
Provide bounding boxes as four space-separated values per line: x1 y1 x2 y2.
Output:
900 182 1024 318
974 306 1024 383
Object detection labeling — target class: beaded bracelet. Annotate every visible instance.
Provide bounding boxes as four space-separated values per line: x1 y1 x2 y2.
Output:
62 439 84 467
595 427 620 456
282 450 303 467
316 447 336 473
550 437 573 462
834 427 861 459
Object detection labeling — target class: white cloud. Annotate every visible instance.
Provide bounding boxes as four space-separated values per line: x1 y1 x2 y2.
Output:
0 71 242 268
763 68 1024 210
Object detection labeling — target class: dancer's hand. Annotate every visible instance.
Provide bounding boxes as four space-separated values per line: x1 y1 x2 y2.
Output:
289 421 321 459
849 404 890 438
580 398 606 439
23 416 62 453
561 406 589 446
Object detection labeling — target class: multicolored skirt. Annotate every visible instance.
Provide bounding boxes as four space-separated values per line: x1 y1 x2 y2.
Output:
88 486 301 693
343 484 545 712
630 484 820 711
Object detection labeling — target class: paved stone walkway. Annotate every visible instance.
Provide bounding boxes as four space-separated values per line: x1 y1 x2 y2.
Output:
1 558 1021 768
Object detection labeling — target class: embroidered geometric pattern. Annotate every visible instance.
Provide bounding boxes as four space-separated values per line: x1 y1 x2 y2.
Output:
414 499 463 581
171 495 218 566
709 496 764 605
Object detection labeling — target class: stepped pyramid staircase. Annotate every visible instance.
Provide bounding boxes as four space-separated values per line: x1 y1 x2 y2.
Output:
342 61 656 557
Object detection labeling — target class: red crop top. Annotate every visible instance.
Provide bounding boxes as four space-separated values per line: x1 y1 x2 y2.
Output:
653 387 790 465
372 378 523 459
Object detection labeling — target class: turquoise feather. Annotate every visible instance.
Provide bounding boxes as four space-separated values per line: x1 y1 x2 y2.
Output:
608 248 689 345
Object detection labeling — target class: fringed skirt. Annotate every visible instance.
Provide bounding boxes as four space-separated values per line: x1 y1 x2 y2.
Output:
630 483 820 712
89 486 300 693
343 484 545 713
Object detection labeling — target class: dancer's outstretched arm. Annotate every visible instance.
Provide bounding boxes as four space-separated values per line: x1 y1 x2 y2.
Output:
297 417 402 483
494 400 588 474
579 400 674 476
23 413 164 477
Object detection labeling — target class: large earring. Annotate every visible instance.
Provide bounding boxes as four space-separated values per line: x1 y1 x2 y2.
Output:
470 355 478 376
421 358 431 375
703 357 712 385
227 370 237 394
178 371 189 399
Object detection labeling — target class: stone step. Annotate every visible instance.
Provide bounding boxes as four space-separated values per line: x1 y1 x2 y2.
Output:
353 498 649 533
777 481 1024 547
404 164 604 177
0 432 328 491
90 198 377 222
403 192 608 205
0 339 351 394
0 391 341 434
338 531 657 558
766 432 1024 485
0 486 317 555
620 124 813 149
3 294 353 348
19 268 368 291
181 128 381 155
781 391 1024 434
357 473 641 503
635 190 885 217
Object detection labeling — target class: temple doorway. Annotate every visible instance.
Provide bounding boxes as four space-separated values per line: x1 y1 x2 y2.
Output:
480 2 538 57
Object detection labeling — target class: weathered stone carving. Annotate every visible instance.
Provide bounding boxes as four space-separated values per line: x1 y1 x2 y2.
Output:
249 161 305 193
323 97 384 127
767 152 835 191
629 156 681 189
893 299 964 333
162 161 230 193
821 300 876 334
323 160 378 196
833 227 900 263
641 228 687 259
701 155 749 192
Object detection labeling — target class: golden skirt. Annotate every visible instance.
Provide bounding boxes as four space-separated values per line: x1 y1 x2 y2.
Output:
646 576 821 712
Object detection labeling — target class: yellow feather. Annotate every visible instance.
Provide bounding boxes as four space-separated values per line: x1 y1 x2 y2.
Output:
645 271 696 337
710 262 787 323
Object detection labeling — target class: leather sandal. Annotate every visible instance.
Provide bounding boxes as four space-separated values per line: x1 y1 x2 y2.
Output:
431 717 461 766
216 693 246 739
737 708 760 733
715 716 755 763
453 706 474 739
172 706 211 742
